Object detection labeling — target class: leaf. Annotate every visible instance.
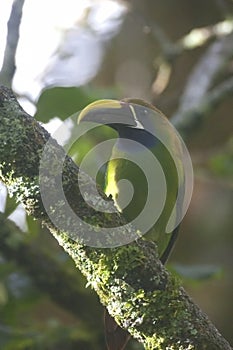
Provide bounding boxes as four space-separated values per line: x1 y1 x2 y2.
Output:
4 194 18 218
35 86 119 122
172 264 222 281
0 282 8 306
26 215 40 237
208 138 233 179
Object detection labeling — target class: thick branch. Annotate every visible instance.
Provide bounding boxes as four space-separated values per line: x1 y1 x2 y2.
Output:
0 86 231 350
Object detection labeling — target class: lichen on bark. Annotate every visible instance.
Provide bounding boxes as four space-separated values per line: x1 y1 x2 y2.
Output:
0 86 232 350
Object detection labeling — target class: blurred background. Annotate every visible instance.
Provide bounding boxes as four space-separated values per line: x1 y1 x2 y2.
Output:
0 0 233 349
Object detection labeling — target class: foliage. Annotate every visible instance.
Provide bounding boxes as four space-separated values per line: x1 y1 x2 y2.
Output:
0 0 233 349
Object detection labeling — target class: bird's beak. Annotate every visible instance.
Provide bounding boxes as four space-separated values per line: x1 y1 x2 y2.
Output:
77 99 137 127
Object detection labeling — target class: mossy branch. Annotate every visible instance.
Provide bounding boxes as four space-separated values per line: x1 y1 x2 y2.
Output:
0 86 231 350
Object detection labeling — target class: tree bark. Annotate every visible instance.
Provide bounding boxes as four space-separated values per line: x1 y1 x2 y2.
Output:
0 86 232 350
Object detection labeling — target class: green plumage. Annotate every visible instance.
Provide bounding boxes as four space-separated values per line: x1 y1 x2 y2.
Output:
78 98 184 262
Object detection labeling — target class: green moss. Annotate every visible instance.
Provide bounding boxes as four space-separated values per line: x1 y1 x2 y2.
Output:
70 250 199 350
1 88 230 350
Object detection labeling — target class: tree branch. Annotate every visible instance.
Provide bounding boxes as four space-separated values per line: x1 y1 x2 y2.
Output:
0 86 232 349
171 75 233 137
171 33 233 136
178 33 233 111
0 0 25 87
0 213 102 334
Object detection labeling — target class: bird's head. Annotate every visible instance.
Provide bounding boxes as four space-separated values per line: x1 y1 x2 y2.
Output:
78 99 168 143
77 99 145 130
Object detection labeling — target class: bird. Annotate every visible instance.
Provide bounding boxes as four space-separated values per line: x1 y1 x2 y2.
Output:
78 98 185 350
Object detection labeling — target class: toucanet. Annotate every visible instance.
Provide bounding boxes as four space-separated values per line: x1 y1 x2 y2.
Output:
78 98 185 350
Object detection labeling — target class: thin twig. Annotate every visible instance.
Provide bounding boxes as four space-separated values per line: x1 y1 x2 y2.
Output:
0 0 25 87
